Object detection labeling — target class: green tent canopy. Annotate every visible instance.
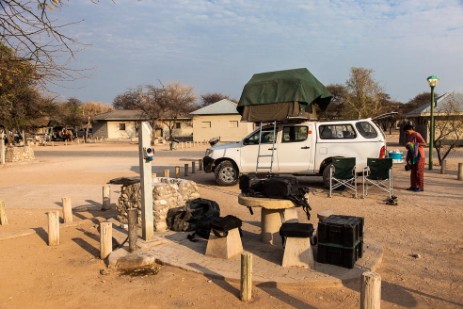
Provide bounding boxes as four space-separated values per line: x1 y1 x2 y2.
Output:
237 68 333 122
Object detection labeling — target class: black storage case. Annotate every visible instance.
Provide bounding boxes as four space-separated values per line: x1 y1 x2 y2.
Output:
279 223 314 238
317 215 364 247
317 241 363 269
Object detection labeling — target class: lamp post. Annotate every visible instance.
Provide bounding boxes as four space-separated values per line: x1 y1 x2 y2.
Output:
426 75 439 170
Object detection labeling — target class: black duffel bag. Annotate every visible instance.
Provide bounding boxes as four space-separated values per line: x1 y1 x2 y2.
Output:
210 215 242 238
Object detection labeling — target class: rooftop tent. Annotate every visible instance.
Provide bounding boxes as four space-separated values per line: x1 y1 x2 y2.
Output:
237 68 333 122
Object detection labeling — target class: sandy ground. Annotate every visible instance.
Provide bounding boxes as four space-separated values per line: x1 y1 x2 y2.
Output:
0 137 462 309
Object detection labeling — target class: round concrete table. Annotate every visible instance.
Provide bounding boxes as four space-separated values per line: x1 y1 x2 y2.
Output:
238 194 297 245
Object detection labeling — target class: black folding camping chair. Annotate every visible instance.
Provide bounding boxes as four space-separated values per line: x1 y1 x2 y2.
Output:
362 158 393 199
329 157 357 198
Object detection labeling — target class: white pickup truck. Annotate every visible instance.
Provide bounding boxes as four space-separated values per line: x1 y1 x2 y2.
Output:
202 118 387 186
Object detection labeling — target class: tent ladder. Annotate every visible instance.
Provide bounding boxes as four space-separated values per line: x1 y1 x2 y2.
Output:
255 121 277 176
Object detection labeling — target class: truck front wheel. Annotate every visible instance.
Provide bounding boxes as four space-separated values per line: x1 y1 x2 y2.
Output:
215 160 239 186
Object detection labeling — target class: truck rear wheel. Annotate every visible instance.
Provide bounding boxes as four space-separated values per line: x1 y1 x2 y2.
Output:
215 160 238 186
322 164 333 189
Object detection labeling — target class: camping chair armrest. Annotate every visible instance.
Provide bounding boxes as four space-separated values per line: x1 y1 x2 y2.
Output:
362 166 370 177
352 165 358 177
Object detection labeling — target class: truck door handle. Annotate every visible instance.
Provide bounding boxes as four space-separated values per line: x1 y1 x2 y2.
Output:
301 146 310 149
268 148 276 150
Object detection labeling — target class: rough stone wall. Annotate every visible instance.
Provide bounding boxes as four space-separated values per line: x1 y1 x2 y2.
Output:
117 177 200 231
5 146 35 162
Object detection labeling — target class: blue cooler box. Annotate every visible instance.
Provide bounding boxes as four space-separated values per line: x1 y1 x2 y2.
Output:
388 151 403 163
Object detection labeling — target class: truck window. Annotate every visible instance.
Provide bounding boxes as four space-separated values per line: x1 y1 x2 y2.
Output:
355 122 378 138
319 125 356 139
246 129 275 144
282 126 308 143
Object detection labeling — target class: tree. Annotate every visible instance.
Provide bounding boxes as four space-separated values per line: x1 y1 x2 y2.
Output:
112 81 197 140
0 0 82 84
343 67 386 119
320 84 348 119
200 93 230 106
161 82 196 140
113 88 145 110
0 43 43 144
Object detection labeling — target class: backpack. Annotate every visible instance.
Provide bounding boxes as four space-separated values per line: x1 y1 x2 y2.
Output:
167 198 220 234
240 175 312 220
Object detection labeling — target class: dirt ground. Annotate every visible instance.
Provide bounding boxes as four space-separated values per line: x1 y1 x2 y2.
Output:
0 137 462 309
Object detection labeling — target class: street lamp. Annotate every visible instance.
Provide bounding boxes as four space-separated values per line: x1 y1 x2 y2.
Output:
427 75 439 170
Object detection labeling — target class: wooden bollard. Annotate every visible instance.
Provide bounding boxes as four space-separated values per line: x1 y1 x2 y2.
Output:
192 161 196 174
128 209 138 252
184 163 189 176
62 197 73 223
440 159 447 174
198 159 203 171
240 252 253 302
164 169 170 178
0 200 8 225
175 166 180 178
102 185 111 211
99 221 113 259
47 211 60 246
458 163 463 181
360 271 381 309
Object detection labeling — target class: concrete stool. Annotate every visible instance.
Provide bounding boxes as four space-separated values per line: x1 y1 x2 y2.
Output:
280 223 315 268
205 228 243 259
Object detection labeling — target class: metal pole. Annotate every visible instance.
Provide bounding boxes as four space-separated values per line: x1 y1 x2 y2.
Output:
139 121 154 241
429 85 435 170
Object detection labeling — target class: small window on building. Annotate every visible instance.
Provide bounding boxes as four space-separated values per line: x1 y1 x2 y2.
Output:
175 122 181 129
228 121 239 128
201 121 211 128
119 123 126 131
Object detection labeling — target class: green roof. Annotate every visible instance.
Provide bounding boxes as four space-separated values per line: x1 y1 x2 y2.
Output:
237 68 332 114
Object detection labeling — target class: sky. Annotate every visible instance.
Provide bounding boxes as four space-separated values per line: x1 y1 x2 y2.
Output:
47 0 463 105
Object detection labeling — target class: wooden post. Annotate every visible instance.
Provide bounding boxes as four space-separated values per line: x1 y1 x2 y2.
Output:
240 252 253 302
99 221 113 259
184 163 189 176
0 200 8 225
198 159 203 171
458 163 463 181
360 271 381 309
0 132 5 165
175 166 180 178
62 197 73 223
163 169 170 178
47 211 60 246
128 209 138 252
102 185 111 211
440 159 447 174
192 161 196 174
